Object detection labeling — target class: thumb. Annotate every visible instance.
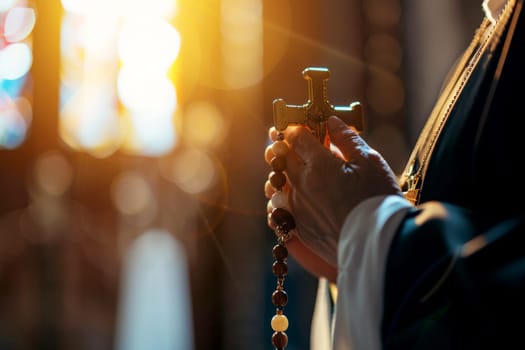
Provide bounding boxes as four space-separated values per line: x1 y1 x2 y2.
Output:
327 115 369 162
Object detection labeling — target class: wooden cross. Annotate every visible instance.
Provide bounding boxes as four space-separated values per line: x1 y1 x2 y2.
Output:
273 67 364 147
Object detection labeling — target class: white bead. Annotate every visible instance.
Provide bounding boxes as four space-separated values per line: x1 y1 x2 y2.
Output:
271 191 288 209
271 314 289 332
267 200 273 214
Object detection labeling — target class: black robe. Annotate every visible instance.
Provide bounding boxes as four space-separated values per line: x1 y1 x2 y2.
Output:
381 1 525 349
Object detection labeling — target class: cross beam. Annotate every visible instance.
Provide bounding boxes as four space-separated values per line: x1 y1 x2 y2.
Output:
273 67 364 147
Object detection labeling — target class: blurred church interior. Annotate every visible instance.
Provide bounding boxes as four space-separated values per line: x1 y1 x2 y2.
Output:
0 0 482 349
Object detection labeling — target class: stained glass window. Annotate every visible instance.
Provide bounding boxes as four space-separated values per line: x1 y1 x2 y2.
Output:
0 0 36 149
59 0 180 157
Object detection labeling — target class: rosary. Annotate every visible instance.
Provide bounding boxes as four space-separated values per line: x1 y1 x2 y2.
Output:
266 67 363 349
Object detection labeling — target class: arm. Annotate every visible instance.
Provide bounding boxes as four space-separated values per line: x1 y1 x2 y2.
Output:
333 195 412 350
381 203 525 349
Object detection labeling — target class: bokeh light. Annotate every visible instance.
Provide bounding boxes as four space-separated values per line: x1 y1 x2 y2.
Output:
59 0 181 157
0 43 33 80
111 171 155 216
363 0 401 28
161 149 217 194
117 69 177 116
4 6 36 42
366 72 405 117
118 18 181 74
364 33 403 72
33 151 74 197
0 96 32 149
0 1 34 150
183 100 226 148
0 0 17 13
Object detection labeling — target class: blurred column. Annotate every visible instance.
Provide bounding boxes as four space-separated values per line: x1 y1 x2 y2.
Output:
115 229 194 350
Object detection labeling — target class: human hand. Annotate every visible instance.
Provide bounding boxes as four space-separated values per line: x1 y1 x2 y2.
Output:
265 116 402 268
265 126 338 281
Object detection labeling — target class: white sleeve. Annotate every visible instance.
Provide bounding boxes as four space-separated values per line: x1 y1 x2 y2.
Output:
332 195 413 350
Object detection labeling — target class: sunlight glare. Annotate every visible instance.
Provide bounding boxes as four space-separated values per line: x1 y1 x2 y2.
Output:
83 15 120 61
118 18 181 74
184 101 226 148
127 109 177 156
60 82 122 155
0 0 17 13
114 0 178 18
117 68 176 116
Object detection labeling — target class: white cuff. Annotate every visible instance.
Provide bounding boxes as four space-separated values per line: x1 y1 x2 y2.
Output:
332 195 412 350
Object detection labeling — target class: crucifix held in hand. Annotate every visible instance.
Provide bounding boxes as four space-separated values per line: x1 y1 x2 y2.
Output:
273 67 364 147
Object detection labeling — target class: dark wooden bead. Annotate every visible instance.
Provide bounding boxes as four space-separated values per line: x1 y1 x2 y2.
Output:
272 331 288 348
272 244 288 260
269 171 286 189
272 290 288 307
270 208 296 231
272 261 288 277
271 156 287 172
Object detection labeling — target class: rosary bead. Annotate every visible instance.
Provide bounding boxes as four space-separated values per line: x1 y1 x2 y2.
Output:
270 208 296 231
268 133 293 349
269 171 286 189
271 191 288 210
267 213 276 229
271 140 289 157
267 200 274 214
265 180 275 199
265 144 275 164
271 156 287 172
271 331 288 349
271 314 289 332
272 244 288 260
272 289 288 307
272 261 288 277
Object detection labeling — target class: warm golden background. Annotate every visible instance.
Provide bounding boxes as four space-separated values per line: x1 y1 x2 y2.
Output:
0 0 482 349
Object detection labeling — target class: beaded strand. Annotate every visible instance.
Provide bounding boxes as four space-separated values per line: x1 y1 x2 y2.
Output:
267 131 296 350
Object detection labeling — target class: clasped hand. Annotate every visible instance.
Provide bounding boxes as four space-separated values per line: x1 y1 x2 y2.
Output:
265 116 402 281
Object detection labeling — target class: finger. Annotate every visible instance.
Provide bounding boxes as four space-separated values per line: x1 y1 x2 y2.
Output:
286 238 337 282
329 143 345 160
286 126 331 176
269 125 304 142
284 144 307 187
327 115 370 162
